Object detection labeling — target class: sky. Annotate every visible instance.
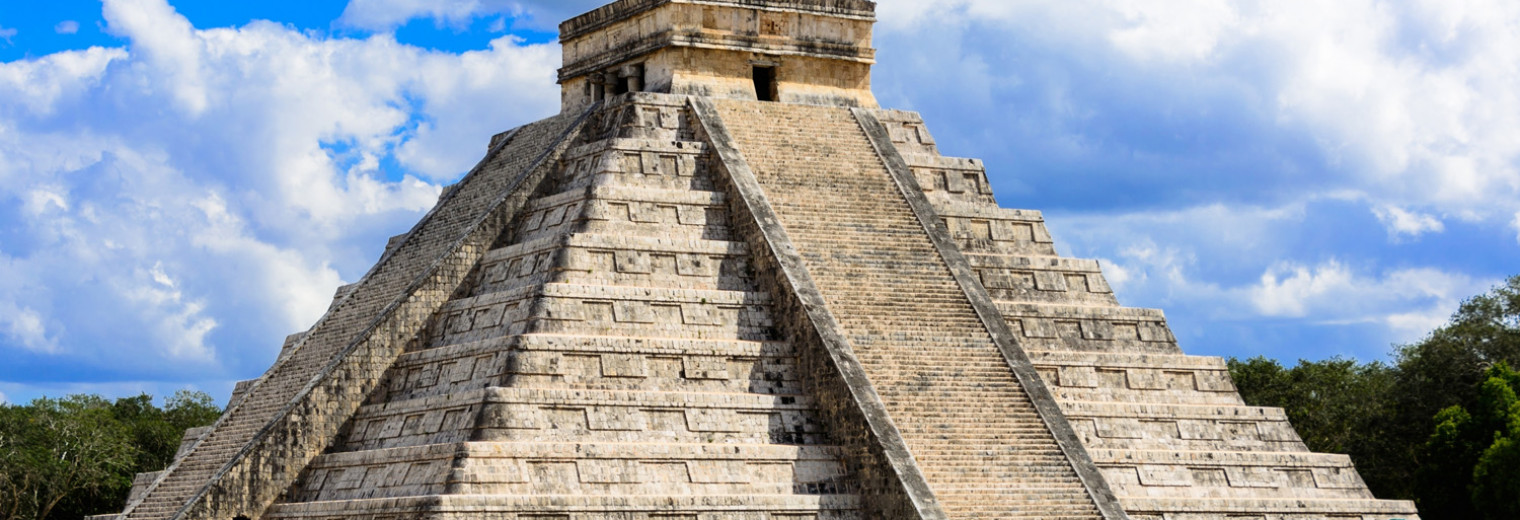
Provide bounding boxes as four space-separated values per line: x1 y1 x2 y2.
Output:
0 0 1516 406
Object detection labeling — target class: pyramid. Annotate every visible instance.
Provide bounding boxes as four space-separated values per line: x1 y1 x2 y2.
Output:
93 1 1422 519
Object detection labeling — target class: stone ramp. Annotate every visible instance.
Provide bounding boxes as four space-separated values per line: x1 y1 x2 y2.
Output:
118 110 591 520
701 98 1116 520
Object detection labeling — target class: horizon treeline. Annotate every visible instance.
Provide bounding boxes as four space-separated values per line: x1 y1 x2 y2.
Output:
1230 275 1520 519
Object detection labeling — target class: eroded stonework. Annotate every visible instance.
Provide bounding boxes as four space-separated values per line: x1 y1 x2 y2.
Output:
94 1 1421 520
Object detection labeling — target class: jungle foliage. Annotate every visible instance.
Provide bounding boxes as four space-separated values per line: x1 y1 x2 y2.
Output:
1231 275 1520 520
0 391 221 520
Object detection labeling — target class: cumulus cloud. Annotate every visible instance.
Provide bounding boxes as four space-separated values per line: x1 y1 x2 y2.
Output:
873 0 1520 222
337 0 604 31
0 304 55 354
1373 205 1445 240
0 0 559 389
55 21 80 35
1512 212 1520 244
0 26 16 45
1250 261 1488 338
1049 196 1502 358
0 390 7 404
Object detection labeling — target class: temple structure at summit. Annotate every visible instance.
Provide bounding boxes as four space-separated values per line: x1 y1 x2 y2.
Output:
94 1 1421 519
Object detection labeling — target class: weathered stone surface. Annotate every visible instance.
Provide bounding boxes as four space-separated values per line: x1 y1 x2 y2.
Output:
98 1 1421 520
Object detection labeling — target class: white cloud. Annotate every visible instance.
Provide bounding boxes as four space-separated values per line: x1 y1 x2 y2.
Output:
874 0 1520 224
0 304 56 354
55 21 80 35
0 390 7 404
1250 261 1488 340
1051 198 1502 355
0 0 559 384
337 0 603 31
0 46 126 116
0 26 15 45
1373 205 1445 240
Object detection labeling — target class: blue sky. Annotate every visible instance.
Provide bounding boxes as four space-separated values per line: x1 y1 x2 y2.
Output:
0 0 1516 406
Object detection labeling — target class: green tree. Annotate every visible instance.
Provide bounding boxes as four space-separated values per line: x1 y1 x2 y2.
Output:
1229 276 1520 514
0 391 223 520
0 396 136 520
1472 406 1520 519
1415 363 1520 520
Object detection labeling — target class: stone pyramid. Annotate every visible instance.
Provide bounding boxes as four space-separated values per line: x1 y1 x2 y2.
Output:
94 1 1422 519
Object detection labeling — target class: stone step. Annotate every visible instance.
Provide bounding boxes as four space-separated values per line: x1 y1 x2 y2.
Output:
377 334 803 403
291 442 852 502
424 283 778 349
964 253 1120 307
471 232 753 296
1097 449 1382 501
1059 400 1309 452
338 386 827 452
521 184 726 218
1119 497 1419 518
513 186 730 244
265 494 864 520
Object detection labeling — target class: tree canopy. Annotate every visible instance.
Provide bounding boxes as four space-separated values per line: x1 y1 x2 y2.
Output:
0 392 221 520
1231 275 1520 520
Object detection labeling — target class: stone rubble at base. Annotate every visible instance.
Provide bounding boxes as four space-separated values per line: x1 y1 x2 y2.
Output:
90 1 1422 520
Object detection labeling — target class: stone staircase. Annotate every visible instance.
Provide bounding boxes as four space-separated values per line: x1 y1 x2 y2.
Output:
257 94 867 520
118 112 588 520
870 109 1422 520
705 99 1106 520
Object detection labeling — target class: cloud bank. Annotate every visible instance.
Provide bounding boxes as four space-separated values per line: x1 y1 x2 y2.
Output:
0 0 559 397
865 0 1518 359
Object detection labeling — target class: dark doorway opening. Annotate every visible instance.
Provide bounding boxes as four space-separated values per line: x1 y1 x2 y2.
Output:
753 66 777 102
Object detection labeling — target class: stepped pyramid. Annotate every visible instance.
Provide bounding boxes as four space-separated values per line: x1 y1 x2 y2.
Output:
94 1 1421 519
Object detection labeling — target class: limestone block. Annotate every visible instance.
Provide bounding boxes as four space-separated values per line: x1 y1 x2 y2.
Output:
687 461 750 483
1258 421 1303 442
1034 271 1069 291
1126 369 1167 390
1022 318 1059 338
1176 420 1224 440
601 354 650 377
683 356 732 380
686 409 743 432
577 460 644 483
1136 465 1194 487
1225 466 1281 488
1195 371 1237 392
1094 418 1146 440
1058 366 1101 388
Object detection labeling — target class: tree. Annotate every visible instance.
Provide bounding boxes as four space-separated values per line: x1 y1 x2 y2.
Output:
1416 363 1520 520
0 396 136 520
1399 276 1520 515
1472 408 1520 519
0 391 223 520
1229 276 1520 515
